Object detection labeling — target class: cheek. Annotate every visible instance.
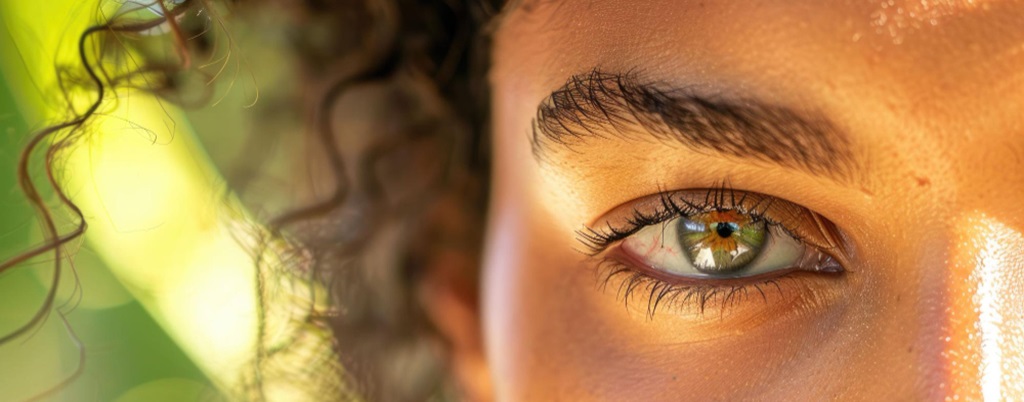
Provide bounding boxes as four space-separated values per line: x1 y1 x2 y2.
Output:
481 192 594 398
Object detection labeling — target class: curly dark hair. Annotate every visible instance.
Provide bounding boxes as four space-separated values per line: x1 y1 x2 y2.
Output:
1 0 503 400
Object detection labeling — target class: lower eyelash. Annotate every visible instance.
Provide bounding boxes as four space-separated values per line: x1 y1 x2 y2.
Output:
594 258 795 318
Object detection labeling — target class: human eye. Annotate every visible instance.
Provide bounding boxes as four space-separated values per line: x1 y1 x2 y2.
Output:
578 185 849 316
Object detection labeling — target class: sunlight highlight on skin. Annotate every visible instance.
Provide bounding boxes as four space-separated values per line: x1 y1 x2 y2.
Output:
948 214 1024 401
977 231 1004 401
868 0 990 43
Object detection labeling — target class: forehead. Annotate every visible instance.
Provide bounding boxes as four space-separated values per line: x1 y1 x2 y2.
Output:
494 0 1024 95
490 0 1024 218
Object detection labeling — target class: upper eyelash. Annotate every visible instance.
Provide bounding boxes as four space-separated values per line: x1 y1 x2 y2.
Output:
576 185 780 256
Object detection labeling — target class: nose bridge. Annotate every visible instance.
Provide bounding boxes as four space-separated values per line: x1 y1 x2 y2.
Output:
943 214 1024 401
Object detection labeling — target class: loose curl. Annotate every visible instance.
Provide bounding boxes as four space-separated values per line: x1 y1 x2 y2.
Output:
1 0 501 400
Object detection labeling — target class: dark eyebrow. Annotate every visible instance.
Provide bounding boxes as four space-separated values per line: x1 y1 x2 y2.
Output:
531 70 858 182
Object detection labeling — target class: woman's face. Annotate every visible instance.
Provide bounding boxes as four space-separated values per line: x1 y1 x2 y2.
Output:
480 1 1024 399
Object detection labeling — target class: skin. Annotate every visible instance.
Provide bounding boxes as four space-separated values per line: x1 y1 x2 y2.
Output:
436 0 1024 400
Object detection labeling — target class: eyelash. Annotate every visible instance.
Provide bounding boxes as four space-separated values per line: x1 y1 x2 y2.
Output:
577 186 791 255
594 258 799 318
577 185 833 317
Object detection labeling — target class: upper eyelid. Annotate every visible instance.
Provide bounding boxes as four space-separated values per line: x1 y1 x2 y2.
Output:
577 188 841 257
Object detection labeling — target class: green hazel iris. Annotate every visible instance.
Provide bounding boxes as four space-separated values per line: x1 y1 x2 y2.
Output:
678 210 767 273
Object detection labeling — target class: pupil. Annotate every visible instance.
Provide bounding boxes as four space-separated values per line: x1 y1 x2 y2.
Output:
714 222 738 238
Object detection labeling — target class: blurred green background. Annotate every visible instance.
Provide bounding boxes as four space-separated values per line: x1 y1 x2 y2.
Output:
0 16 216 402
